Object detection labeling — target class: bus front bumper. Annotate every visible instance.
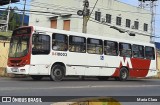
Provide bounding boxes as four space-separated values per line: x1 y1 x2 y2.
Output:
7 65 30 75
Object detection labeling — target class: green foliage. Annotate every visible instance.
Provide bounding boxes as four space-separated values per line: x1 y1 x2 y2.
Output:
8 6 21 30
0 31 12 37
2 6 21 31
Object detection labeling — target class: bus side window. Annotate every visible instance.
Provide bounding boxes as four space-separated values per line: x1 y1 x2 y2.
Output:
32 34 50 55
69 35 86 53
132 44 144 58
87 38 103 54
104 40 118 56
119 43 131 57
52 33 68 51
145 46 155 60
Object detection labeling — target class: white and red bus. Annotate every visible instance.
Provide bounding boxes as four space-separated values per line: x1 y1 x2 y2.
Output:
7 26 157 81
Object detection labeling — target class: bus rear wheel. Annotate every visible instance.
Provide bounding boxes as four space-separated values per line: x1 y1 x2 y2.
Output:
31 75 43 81
50 65 65 81
118 67 129 81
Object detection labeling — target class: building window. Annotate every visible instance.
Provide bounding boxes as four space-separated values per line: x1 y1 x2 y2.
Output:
51 20 57 29
69 36 86 53
126 19 131 28
63 20 70 31
145 46 155 60
95 11 101 21
132 44 144 58
87 38 103 54
104 40 118 56
134 21 139 30
52 33 68 51
144 23 148 31
106 14 111 23
116 17 121 26
119 43 132 57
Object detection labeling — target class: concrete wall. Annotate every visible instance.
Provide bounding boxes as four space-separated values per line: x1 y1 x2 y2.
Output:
0 41 9 68
29 0 152 43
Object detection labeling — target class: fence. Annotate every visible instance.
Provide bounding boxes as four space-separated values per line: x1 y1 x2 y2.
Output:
0 41 9 76
0 41 9 67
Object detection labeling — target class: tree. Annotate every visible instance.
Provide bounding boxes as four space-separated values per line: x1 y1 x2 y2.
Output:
8 6 21 30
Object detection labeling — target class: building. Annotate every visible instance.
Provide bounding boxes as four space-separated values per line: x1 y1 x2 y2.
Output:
29 0 152 42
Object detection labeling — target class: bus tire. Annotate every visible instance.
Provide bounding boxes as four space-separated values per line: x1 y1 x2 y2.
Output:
119 67 129 81
97 76 109 81
50 64 65 81
31 75 43 81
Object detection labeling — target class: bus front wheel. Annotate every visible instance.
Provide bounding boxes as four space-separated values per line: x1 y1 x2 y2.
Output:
50 65 65 81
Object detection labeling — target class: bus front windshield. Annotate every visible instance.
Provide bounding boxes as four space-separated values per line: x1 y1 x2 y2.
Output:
9 35 30 58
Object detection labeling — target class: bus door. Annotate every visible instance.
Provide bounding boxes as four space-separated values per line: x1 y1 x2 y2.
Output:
30 33 51 75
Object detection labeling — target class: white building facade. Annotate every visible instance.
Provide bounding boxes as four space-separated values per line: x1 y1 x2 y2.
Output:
29 0 152 42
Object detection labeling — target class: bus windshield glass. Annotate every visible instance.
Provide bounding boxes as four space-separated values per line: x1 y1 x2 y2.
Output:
8 28 31 58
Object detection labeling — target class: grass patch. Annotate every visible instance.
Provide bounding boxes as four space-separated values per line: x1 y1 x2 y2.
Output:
0 31 12 37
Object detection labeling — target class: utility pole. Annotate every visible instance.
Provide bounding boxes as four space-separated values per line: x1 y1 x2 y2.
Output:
6 0 11 32
82 0 89 33
22 0 26 26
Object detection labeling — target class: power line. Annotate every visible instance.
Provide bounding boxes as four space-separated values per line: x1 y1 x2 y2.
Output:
88 0 99 21
0 8 75 16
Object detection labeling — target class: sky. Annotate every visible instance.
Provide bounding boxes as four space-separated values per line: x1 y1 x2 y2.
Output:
1 0 160 42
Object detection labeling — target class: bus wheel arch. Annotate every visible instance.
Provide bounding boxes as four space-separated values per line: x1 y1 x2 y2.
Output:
50 62 66 81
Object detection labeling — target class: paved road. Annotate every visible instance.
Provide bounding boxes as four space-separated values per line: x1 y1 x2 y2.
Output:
0 77 160 105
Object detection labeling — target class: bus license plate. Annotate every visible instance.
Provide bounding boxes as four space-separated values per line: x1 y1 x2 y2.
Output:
11 68 19 72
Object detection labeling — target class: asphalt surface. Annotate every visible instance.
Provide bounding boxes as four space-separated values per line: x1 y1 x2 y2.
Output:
0 77 160 105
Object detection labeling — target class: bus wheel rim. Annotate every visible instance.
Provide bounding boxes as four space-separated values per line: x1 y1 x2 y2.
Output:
54 69 62 77
121 70 127 79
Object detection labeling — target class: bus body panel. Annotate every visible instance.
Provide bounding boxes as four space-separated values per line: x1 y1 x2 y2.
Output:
66 52 87 75
7 26 157 79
